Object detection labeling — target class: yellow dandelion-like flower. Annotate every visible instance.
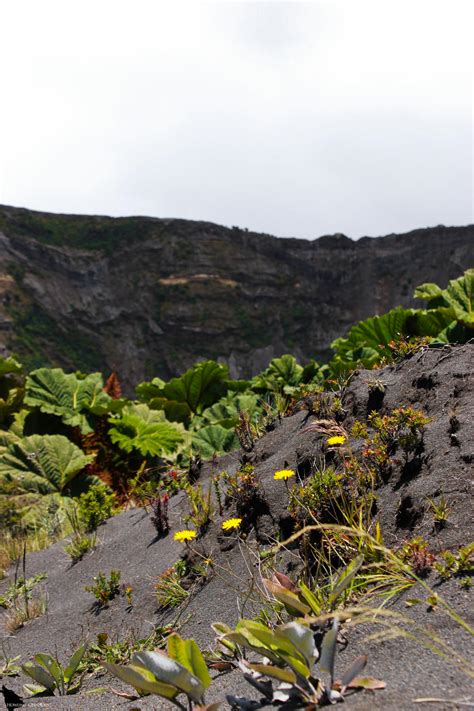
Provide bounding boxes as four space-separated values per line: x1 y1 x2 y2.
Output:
173 529 197 542
273 469 296 481
222 518 242 531
326 435 346 446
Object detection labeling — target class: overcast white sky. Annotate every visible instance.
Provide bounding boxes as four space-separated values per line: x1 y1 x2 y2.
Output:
0 0 472 239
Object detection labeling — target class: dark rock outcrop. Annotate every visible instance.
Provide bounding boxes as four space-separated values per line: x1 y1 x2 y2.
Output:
0 204 472 390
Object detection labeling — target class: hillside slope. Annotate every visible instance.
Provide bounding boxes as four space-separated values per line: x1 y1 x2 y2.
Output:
0 205 473 390
1 343 472 709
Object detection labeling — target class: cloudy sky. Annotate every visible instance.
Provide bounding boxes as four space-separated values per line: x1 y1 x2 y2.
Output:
0 0 472 239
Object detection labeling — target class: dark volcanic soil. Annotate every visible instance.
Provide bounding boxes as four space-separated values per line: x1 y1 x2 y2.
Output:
1 344 473 710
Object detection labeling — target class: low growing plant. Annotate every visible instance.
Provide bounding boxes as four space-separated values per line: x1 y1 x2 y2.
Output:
64 532 97 563
63 504 97 563
150 491 170 537
185 483 214 535
104 632 213 707
85 570 121 607
77 483 115 532
289 465 343 527
399 537 436 578
427 494 450 530
0 572 47 609
22 645 87 696
0 643 21 677
81 626 173 674
156 561 190 611
435 543 474 582
223 464 264 517
156 557 211 611
215 617 383 707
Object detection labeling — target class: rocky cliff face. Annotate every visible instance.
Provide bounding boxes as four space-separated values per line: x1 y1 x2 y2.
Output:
0 205 472 391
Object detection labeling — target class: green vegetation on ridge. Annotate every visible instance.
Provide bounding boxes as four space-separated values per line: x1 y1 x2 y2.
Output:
0 269 472 543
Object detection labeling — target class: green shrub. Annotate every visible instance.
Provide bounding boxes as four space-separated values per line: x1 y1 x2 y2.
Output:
85 570 121 607
77 483 115 532
64 533 97 563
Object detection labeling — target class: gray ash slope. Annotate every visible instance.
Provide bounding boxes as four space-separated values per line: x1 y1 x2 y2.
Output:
1 343 473 709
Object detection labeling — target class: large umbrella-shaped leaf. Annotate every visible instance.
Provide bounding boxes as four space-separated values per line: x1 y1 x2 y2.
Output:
108 404 184 457
415 269 474 322
137 361 232 424
197 393 260 429
414 269 474 342
329 307 414 372
25 368 114 433
251 355 304 394
191 424 239 459
0 434 94 495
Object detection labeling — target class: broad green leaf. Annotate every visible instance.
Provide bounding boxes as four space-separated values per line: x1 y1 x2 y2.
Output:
251 355 304 393
23 683 49 696
263 578 311 616
408 308 454 337
132 650 204 702
64 644 87 684
220 631 251 648
330 307 413 372
277 622 318 667
198 393 260 429
0 434 94 495
238 621 309 677
103 662 178 698
244 662 296 684
413 282 444 303
298 581 322 616
138 361 231 424
161 361 229 415
34 654 63 691
135 376 166 402
211 622 234 636
22 661 57 693
191 424 239 459
25 368 113 434
0 355 23 377
413 270 474 342
223 626 292 669
108 404 184 457
167 635 211 690
319 619 339 682
415 269 474 320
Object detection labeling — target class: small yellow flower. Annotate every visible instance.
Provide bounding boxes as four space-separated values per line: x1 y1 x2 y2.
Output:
274 469 296 481
173 529 197 542
326 435 346 446
222 518 242 531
